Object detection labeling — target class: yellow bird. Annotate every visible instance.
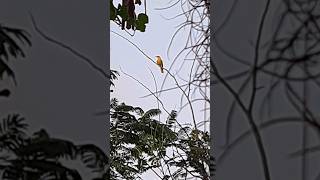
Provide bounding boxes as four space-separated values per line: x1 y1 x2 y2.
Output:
155 55 164 73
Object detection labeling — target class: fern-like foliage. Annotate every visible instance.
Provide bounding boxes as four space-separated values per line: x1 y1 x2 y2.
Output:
0 24 107 180
110 100 178 179
0 24 31 82
110 70 119 92
0 114 108 180
78 144 108 173
0 114 28 152
110 100 210 179
169 128 210 179
110 70 119 87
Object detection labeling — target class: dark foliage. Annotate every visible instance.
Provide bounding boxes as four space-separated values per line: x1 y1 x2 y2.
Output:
0 114 108 180
110 0 149 32
0 24 31 82
110 98 210 179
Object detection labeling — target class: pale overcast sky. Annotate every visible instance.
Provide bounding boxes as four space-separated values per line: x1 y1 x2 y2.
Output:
111 0 209 127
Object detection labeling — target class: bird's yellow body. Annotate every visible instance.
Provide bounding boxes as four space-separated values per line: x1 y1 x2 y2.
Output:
156 56 164 73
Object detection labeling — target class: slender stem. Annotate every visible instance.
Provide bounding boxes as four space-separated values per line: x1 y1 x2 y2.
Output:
214 68 271 180
112 31 198 129
248 0 271 112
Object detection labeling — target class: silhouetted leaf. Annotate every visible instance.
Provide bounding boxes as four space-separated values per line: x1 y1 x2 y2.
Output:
0 89 10 97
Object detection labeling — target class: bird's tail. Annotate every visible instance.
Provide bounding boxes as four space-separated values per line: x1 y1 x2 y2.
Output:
161 67 164 73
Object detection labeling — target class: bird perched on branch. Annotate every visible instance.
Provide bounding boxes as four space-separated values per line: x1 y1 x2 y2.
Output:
155 55 164 73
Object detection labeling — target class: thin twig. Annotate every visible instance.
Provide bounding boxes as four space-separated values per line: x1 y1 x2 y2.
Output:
29 12 107 79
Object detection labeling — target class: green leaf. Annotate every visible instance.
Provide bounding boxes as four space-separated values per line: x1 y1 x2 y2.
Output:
126 18 135 30
137 13 148 24
110 3 117 20
136 24 146 32
141 109 161 119
135 13 148 32
118 4 128 21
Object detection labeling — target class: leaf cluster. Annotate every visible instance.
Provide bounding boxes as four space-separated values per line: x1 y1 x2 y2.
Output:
0 25 31 82
110 0 149 32
110 98 210 179
110 98 177 179
0 114 108 180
